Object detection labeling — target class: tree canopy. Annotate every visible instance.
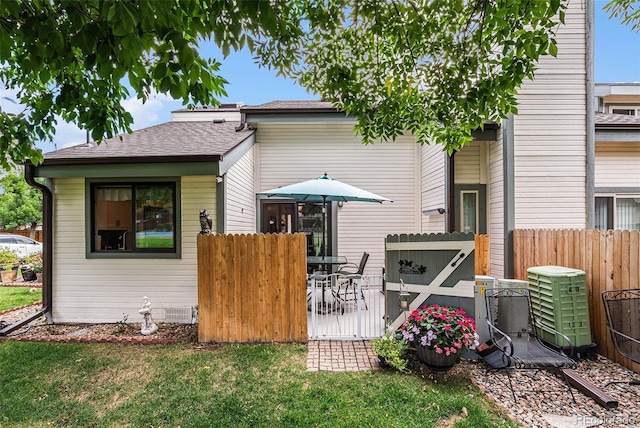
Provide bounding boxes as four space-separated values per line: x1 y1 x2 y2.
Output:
0 170 43 230
1 0 568 170
605 0 640 32
289 0 567 151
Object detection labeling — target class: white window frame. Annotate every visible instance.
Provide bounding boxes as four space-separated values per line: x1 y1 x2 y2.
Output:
594 193 640 230
460 190 479 234
607 105 640 116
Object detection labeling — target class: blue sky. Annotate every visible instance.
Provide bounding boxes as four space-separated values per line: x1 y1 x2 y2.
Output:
595 1 640 82
2 3 639 152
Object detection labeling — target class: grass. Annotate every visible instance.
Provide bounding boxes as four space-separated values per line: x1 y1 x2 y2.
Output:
0 286 42 312
136 237 174 248
0 341 514 428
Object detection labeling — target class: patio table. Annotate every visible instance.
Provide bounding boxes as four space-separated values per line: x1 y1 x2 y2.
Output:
307 256 347 313
307 255 347 270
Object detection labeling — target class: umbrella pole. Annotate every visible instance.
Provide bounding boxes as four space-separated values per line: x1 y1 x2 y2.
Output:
321 196 327 260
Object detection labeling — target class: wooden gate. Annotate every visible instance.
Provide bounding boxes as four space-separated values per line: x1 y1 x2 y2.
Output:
385 233 476 332
197 233 307 343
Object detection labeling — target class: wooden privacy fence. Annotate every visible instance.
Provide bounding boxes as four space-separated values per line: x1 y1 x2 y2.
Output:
197 232 489 344
513 229 640 373
475 234 490 276
197 233 307 343
0 229 42 242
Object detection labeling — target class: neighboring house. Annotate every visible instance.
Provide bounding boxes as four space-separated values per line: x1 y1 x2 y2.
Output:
28 0 601 325
593 83 640 231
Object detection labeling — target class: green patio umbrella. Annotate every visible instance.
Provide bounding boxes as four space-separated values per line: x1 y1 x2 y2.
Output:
259 173 392 258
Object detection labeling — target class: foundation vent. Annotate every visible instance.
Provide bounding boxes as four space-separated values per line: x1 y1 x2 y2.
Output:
165 307 193 324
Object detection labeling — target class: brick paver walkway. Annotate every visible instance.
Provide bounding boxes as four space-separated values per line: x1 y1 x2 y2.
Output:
306 340 381 371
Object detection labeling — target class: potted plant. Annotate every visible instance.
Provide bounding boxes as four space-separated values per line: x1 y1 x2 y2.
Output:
0 248 20 282
1 263 18 282
400 304 478 371
371 330 409 371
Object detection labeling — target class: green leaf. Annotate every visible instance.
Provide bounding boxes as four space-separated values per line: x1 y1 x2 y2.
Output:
549 39 558 57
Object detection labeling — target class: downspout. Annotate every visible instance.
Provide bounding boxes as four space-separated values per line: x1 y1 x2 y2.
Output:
446 153 455 232
586 0 595 228
503 114 516 279
0 161 52 336
235 111 247 132
216 174 226 233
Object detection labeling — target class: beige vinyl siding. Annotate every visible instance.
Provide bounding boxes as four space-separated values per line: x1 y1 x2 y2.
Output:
420 143 446 233
489 130 505 279
455 142 482 184
171 111 241 122
595 142 640 188
226 146 256 233
256 122 419 274
51 176 216 324
512 2 587 230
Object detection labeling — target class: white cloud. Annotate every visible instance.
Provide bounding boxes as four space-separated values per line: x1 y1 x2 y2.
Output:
123 92 186 131
0 88 24 115
43 92 184 150
3 84 187 152
56 121 87 149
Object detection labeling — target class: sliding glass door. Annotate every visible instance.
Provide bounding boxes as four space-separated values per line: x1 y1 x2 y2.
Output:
260 200 333 257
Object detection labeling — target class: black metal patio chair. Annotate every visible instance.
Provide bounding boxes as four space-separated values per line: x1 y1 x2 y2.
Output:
336 252 369 312
479 287 577 403
602 288 640 386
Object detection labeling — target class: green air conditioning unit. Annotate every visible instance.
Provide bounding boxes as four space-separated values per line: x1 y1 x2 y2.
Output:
527 265 592 348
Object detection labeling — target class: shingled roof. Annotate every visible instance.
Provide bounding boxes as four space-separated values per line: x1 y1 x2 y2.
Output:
241 100 339 114
595 112 640 129
43 121 254 165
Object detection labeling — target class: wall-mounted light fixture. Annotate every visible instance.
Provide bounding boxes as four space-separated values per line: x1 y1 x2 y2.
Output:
422 208 446 216
216 176 223 184
398 279 410 311
337 201 344 208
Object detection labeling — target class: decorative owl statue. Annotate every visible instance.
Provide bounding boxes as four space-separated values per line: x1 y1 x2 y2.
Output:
199 209 213 235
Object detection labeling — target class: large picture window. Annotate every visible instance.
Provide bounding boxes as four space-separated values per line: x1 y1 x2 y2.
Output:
91 182 177 254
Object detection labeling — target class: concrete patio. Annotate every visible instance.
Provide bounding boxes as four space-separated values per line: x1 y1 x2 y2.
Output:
306 277 386 340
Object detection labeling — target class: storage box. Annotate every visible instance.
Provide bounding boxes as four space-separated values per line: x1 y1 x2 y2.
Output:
496 279 530 336
527 266 592 348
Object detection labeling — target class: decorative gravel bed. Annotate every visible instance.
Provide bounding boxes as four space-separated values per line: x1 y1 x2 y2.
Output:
2 304 638 427
469 356 640 428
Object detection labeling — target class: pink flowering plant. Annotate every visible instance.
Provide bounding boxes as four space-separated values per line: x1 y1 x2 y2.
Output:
400 304 478 356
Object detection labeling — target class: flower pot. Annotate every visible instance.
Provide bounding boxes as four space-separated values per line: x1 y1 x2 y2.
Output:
416 346 458 372
377 356 392 369
1 269 18 283
22 268 37 282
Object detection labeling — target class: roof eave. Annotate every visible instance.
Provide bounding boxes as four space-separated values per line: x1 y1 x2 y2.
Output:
480 122 500 130
40 155 223 167
595 124 640 130
241 106 341 114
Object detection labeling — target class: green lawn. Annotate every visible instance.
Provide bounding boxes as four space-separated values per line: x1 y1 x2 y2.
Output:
0 341 514 427
136 237 174 248
0 286 42 312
